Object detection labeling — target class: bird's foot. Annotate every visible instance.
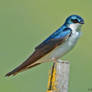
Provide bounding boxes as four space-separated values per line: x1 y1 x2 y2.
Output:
52 58 69 64
57 59 69 64
52 58 57 63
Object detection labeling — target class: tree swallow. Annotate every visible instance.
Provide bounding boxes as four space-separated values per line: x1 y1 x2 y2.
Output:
5 15 84 76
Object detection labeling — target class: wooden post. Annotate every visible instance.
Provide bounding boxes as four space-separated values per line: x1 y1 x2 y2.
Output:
47 60 70 92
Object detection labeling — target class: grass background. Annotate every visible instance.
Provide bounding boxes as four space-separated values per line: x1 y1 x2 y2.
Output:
0 0 92 92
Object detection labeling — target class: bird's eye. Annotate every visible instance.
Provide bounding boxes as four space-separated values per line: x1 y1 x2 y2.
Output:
71 19 78 23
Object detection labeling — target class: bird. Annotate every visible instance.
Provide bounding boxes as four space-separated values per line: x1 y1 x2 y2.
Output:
5 15 84 77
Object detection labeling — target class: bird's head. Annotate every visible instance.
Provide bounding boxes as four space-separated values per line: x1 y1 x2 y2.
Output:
64 15 84 31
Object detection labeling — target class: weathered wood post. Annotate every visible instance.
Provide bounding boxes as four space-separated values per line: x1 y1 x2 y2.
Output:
47 61 70 92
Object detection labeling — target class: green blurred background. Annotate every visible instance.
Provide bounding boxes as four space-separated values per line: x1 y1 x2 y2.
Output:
0 0 92 92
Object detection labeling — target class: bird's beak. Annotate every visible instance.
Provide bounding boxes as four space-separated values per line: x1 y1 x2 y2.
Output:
80 20 84 24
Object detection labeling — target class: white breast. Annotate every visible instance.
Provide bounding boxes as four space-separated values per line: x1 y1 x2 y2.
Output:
49 23 82 59
49 30 80 59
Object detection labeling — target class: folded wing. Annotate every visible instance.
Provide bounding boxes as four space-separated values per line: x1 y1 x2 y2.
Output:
5 28 72 76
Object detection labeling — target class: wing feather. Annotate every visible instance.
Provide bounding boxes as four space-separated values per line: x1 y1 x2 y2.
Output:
5 28 72 76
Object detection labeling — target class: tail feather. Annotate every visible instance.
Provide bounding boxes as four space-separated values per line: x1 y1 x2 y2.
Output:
5 63 41 77
5 65 27 77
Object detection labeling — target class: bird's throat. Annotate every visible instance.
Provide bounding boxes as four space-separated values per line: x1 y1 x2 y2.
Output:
69 23 81 32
